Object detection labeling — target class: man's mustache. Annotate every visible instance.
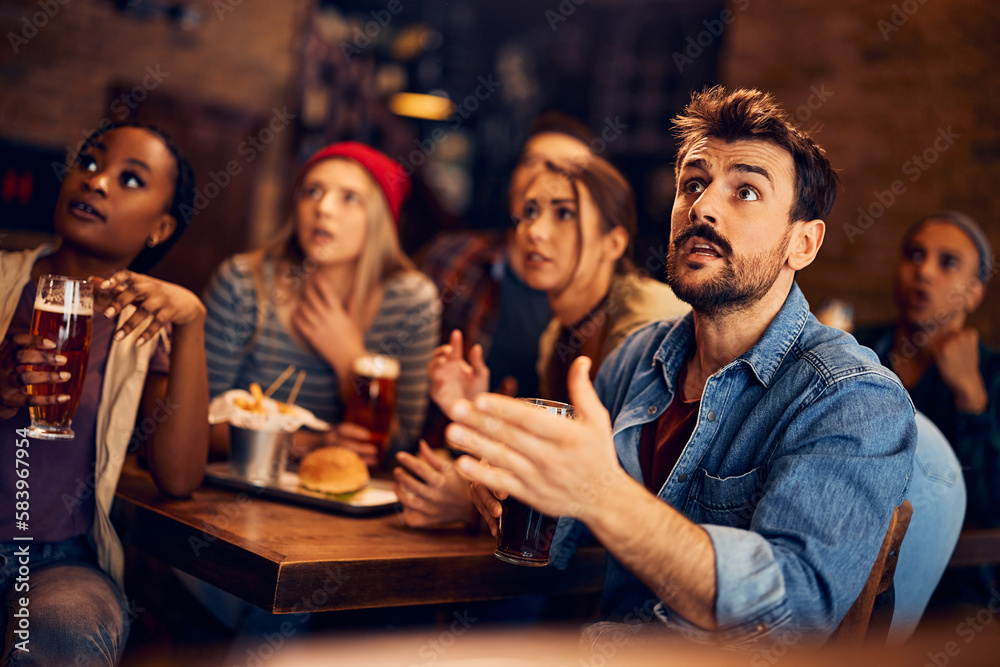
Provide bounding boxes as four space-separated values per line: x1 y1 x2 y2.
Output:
674 224 733 257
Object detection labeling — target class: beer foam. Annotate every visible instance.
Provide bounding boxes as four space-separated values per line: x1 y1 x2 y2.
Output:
35 278 93 316
33 299 94 317
352 354 400 379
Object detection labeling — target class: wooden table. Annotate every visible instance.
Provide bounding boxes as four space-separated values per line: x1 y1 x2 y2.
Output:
111 458 606 614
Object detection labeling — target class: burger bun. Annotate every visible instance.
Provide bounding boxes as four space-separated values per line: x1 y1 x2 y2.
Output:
298 446 370 495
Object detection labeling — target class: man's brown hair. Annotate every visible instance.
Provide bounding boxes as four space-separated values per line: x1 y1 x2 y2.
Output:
672 86 839 223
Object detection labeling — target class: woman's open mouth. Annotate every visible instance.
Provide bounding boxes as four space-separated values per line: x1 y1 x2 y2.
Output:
312 228 334 245
524 251 551 266
907 288 931 307
68 200 106 222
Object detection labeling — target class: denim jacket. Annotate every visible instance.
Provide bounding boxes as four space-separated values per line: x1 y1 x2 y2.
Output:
550 283 916 644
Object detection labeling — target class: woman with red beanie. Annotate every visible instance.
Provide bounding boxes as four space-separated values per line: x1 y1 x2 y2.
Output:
203 142 440 464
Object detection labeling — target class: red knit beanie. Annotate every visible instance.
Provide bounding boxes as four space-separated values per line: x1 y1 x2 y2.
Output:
294 142 411 225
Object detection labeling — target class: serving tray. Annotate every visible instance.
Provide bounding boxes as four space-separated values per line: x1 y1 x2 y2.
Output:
203 462 399 517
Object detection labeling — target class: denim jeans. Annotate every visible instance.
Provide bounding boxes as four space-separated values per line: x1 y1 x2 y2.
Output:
1 536 129 666
891 411 967 641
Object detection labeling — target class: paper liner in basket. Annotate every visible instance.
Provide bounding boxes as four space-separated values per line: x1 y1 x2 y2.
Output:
209 389 330 432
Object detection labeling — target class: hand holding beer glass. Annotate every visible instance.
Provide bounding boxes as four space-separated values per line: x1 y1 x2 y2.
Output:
343 353 400 470
494 398 575 567
23 275 94 440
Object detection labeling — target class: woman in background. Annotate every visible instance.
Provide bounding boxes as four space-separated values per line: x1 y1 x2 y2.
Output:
429 154 688 417
524 156 689 403
203 142 439 464
397 153 688 528
0 123 207 666
854 212 997 621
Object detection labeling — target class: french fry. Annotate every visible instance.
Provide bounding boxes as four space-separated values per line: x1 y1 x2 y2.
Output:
234 396 264 413
249 382 264 406
232 382 267 414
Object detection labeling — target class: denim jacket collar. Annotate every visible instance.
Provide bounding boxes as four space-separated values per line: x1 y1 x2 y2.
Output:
651 282 809 393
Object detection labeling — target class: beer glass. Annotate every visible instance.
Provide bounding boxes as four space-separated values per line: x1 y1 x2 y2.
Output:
495 398 575 567
343 353 399 469
25 275 93 440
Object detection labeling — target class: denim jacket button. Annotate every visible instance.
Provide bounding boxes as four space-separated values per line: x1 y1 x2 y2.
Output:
756 622 768 633
677 473 688 482
647 406 658 415
707 411 717 422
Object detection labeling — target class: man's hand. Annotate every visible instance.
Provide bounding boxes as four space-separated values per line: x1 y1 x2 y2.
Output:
933 328 988 414
428 329 490 417
393 440 474 527
450 356 627 522
0 334 70 420
468 473 507 537
452 356 718 630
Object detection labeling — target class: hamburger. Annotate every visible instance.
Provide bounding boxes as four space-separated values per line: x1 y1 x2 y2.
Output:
298 446 370 496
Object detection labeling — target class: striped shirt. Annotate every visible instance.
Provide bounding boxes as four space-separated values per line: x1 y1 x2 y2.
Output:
203 254 440 454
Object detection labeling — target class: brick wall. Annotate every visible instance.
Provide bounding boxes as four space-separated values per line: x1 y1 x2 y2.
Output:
722 0 1000 346
0 0 311 246
2 0 996 342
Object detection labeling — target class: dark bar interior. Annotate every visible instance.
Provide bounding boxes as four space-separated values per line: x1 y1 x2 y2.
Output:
1 1 998 665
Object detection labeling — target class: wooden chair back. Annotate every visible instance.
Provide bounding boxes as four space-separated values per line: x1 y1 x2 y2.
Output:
834 499 913 644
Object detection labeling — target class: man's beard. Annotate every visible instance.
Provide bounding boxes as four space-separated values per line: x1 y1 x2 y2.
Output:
664 223 791 317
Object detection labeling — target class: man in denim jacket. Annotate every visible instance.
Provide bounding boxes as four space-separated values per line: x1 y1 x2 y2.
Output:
448 86 916 644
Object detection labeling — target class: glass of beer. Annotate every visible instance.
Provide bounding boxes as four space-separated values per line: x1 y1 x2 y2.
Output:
343 353 400 469
24 275 93 440
495 398 575 567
